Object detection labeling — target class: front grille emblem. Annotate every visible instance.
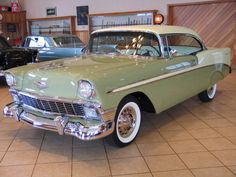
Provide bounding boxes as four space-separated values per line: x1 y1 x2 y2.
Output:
34 81 48 89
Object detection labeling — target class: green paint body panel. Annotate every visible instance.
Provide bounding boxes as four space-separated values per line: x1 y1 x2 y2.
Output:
8 46 231 117
6 25 232 123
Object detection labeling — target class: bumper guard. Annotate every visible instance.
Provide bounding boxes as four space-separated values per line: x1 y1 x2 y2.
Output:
3 102 115 140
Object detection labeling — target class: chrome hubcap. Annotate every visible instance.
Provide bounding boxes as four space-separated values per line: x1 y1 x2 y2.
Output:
207 84 216 98
117 106 136 138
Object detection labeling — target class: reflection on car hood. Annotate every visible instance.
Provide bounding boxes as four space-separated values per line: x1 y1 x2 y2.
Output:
20 54 149 99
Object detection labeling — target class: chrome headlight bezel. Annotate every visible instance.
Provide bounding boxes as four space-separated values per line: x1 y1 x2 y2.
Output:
5 72 16 87
79 80 95 99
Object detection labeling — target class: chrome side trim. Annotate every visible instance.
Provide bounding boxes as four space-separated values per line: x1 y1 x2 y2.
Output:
109 65 199 93
109 64 230 93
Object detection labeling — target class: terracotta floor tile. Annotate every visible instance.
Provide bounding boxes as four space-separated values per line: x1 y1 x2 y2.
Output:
226 118 236 126
179 152 222 169
0 165 34 177
32 162 71 177
37 148 72 163
9 139 42 151
215 127 236 137
0 150 38 166
0 130 17 140
212 150 236 166
135 130 165 144
72 160 110 177
113 173 152 177
0 140 12 152
228 166 236 175
169 140 207 153
178 119 209 130
137 142 174 156
106 144 141 159
16 128 44 139
41 134 72 149
73 138 104 148
109 157 149 175
171 113 197 123
203 119 235 128
73 146 106 161
199 137 236 151
0 151 5 161
151 116 184 131
191 167 235 177
0 122 22 131
153 170 194 177
160 130 194 141
157 122 184 131
188 128 222 139
227 137 236 145
145 155 186 172
192 110 222 120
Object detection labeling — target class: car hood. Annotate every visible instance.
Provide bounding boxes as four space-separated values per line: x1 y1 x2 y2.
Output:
19 54 153 99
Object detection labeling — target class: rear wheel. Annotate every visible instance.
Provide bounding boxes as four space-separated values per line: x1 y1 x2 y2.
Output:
198 84 217 102
112 96 141 147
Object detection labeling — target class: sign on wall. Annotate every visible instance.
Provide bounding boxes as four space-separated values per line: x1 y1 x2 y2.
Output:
76 6 89 26
46 7 57 16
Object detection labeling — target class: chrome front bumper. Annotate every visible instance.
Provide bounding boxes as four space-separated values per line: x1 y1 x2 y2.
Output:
3 102 115 140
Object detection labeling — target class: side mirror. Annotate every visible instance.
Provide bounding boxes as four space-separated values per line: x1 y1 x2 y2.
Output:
81 46 88 54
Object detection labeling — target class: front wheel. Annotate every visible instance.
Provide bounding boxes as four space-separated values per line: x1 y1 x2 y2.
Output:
112 96 141 147
198 84 217 102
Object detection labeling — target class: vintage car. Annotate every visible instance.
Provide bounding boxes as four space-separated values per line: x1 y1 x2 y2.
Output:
3 25 231 147
21 34 85 61
0 35 38 76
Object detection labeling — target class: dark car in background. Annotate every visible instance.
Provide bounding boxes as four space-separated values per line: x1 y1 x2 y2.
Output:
0 35 38 76
22 34 85 61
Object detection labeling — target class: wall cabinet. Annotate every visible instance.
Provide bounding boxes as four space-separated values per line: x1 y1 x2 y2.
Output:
89 10 158 33
28 16 76 35
0 11 27 46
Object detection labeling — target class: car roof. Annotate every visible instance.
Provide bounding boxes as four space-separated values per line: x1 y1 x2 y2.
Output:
92 25 202 41
26 34 77 38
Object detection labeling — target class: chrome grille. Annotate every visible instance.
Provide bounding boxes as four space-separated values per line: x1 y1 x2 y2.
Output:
19 94 85 116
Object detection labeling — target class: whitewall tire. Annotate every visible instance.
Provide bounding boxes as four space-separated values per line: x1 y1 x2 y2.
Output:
198 84 217 102
112 96 141 147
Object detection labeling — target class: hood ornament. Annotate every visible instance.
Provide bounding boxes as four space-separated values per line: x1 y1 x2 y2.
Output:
34 81 48 89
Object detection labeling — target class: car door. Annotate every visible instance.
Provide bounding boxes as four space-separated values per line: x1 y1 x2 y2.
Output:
50 36 83 59
22 36 54 61
152 34 204 111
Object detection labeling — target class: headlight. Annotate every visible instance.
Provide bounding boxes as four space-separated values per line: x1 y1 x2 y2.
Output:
5 73 16 86
79 80 95 99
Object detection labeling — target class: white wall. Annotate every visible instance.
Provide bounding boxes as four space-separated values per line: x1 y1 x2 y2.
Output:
20 0 214 19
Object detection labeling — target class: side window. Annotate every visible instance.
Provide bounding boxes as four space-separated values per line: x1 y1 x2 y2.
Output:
28 37 48 47
163 34 203 57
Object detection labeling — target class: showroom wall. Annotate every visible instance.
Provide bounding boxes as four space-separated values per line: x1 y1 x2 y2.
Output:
12 0 215 18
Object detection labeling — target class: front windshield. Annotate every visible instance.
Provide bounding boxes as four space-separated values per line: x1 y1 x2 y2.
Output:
89 32 161 57
53 36 84 48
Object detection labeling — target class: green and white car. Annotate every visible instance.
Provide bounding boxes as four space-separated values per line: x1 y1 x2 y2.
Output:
3 25 231 147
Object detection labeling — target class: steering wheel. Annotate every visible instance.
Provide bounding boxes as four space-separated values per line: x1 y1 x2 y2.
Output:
137 45 161 57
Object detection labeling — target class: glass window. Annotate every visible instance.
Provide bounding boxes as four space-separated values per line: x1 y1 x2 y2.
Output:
53 36 84 48
162 34 203 57
89 32 161 57
28 37 48 47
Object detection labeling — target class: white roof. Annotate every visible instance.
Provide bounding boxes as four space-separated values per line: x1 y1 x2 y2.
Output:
92 25 202 41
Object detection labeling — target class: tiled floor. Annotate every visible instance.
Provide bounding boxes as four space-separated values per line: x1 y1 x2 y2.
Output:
0 71 236 177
